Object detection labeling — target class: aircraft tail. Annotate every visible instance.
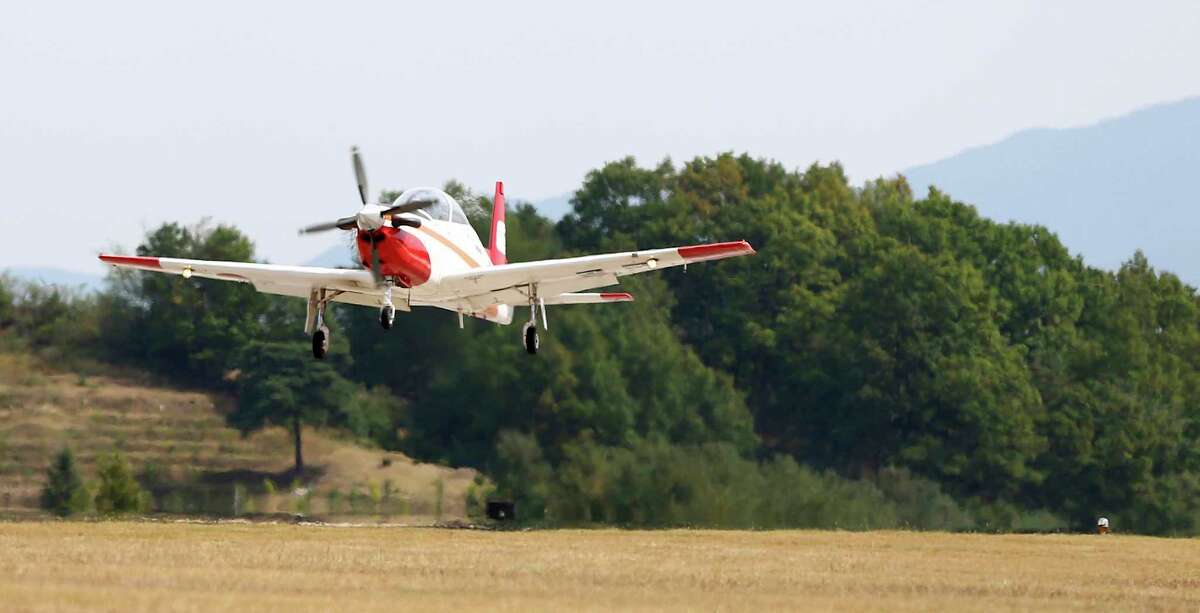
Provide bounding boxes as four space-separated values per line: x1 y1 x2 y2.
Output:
488 181 507 265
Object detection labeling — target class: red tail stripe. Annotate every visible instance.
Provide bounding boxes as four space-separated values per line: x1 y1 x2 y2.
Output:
488 180 507 265
677 240 755 262
99 254 162 269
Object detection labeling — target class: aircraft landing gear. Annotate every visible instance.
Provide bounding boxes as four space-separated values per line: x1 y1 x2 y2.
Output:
522 321 539 354
306 288 340 360
380 280 396 330
523 284 546 355
312 326 330 360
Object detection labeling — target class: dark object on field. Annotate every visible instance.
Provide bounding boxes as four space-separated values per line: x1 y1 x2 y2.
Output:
486 501 515 521
380 456 392 468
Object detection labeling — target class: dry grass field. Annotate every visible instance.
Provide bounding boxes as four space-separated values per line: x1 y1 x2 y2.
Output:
0 522 1197 612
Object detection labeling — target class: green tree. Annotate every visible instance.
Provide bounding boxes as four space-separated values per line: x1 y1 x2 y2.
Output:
94 452 146 514
103 221 268 383
40 447 89 517
229 341 358 473
0 274 15 329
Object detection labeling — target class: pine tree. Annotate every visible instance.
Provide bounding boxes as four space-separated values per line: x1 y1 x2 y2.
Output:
40 447 88 517
93 452 146 514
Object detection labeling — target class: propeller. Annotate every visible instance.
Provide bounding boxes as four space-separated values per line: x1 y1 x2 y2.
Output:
298 216 357 235
297 147 440 283
298 147 438 236
352 146 369 206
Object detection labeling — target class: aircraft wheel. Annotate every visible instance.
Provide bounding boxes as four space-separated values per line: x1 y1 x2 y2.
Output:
312 327 329 360
523 322 539 355
380 305 395 330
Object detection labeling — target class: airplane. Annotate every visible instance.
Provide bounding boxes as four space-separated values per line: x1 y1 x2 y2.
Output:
99 148 756 359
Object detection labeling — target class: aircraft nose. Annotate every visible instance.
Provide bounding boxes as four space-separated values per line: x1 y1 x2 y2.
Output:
356 210 383 230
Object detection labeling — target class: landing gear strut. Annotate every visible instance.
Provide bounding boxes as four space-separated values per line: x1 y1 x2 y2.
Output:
523 284 547 355
306 288 339 360
380 280 395 330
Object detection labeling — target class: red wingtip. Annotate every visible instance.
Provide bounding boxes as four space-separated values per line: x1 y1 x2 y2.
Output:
677 240 756 262
600 292 635 302
99 254 162 269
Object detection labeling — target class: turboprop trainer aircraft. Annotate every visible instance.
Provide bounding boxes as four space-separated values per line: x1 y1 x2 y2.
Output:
99 148 756 359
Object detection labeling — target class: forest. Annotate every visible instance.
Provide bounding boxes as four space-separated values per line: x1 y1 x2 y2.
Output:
4 153 1199 534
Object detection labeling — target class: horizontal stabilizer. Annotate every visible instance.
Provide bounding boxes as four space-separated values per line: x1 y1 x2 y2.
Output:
543 292 634 305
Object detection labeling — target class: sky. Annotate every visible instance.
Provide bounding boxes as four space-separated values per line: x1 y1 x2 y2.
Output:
2 1 1198 273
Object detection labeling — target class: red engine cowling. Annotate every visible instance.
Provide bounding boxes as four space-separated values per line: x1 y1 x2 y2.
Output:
356 227 431 287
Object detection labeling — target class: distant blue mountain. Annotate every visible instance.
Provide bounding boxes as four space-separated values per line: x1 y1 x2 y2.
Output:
303 244 359 268
903 97 1200 284
3 267 105 293
529 193 573 221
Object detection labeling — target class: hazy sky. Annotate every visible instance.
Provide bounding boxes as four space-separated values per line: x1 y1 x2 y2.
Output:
2 1 1198 272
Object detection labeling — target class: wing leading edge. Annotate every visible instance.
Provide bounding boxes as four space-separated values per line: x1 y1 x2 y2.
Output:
98 239 755 314
428 240 755 310
98 254 378 303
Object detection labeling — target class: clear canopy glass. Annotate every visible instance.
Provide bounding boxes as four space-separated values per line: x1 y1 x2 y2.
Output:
391 188 468 224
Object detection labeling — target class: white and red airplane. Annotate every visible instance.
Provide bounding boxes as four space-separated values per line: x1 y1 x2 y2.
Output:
99 148 755 359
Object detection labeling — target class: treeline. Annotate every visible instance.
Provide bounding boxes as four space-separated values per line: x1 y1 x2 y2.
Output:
3 153 1198 533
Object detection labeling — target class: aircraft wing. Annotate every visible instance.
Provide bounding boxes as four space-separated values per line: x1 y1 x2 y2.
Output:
98 254 380 304
430 240 755 309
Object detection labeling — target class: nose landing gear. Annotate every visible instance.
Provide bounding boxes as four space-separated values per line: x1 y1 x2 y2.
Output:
380 280 396 330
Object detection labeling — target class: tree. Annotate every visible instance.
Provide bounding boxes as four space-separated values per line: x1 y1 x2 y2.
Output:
94 452 146 514
40 447 89 517
103 221 268 384
0 274 14 329
229 341 357 473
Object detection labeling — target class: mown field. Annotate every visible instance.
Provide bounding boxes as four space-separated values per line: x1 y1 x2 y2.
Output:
0 522 1197 612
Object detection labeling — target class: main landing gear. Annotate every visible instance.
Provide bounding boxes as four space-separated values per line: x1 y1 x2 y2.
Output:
312 326 330 360
523 286 547 355
522 321 539 354
307 288 334 360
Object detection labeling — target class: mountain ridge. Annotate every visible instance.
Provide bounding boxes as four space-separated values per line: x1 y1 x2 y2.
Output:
903 96 1200 283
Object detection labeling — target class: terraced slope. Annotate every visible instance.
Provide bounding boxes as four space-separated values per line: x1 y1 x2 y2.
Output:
0 353 477 520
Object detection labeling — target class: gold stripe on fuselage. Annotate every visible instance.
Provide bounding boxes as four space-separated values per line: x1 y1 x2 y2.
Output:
411 225 485 269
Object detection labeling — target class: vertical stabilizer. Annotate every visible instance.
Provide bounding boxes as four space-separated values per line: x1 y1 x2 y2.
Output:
488 181 507 265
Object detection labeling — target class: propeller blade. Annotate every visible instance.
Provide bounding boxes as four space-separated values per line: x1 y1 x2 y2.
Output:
352 146 368 205
369 238 383 284
298 216 358 235
381 199 436 217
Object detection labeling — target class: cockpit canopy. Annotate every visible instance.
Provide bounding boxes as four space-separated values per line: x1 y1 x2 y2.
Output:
391 188 469 225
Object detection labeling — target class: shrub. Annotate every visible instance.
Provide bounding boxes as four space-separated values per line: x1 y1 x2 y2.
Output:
40 447 89 517
874 467 975 531
94 452 147 514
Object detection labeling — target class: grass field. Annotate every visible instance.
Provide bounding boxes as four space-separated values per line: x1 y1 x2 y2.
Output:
0 522 1197 611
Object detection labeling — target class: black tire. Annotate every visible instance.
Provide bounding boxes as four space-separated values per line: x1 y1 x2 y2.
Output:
380 305 394 330
524 324 539 355
312 328 329 360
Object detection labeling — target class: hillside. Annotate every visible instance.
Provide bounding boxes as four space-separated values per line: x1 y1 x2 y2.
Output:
903 97 1200 283
0 352 477 521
